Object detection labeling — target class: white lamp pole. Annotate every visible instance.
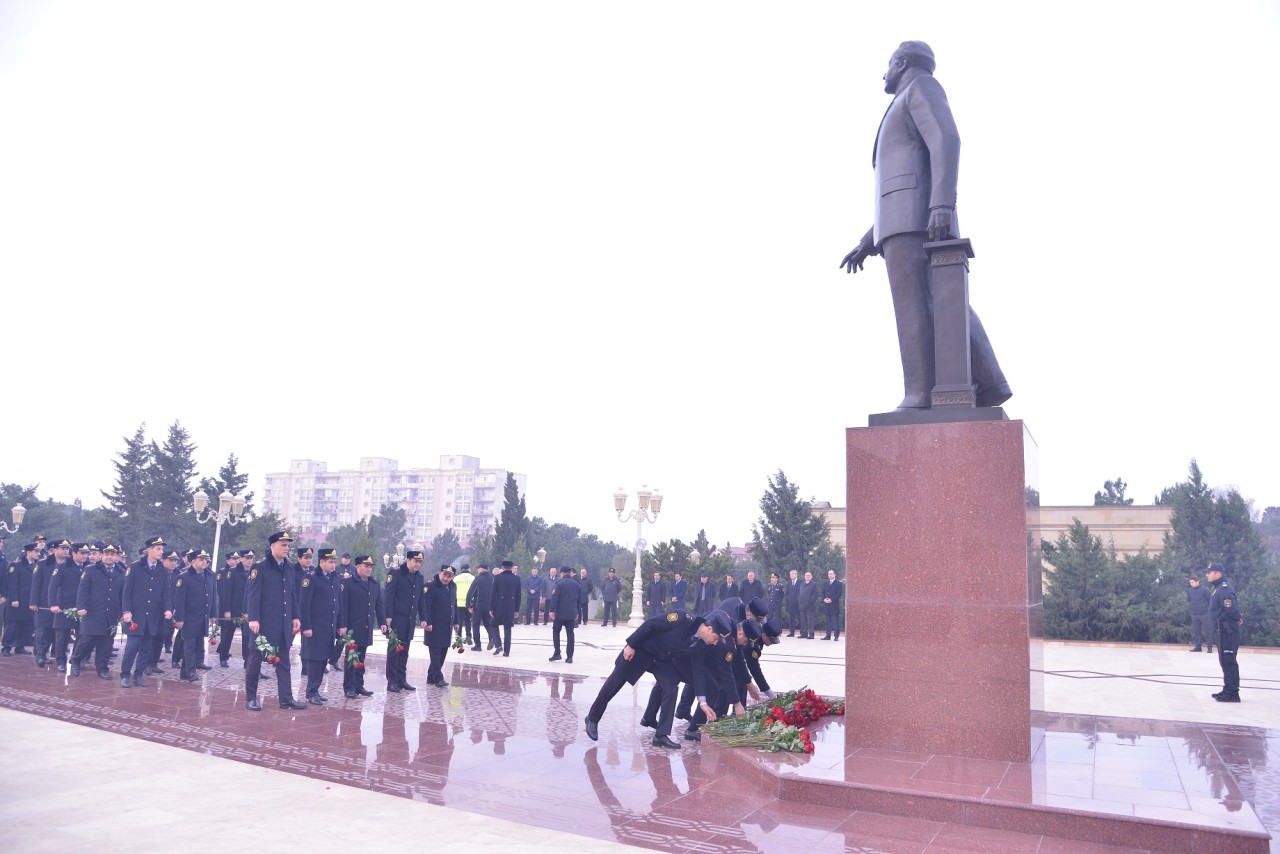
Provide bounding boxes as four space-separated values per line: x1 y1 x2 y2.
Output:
193 490 247 568
614 485 663 628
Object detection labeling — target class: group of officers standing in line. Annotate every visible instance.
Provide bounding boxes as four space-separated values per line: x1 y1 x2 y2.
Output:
648 567 846 641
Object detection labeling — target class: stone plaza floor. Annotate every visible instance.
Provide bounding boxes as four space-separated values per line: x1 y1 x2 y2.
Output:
0 624 1276 853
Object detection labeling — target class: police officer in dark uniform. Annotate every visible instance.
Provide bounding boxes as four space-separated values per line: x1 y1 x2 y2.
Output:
422 565 456 688
466 563 494 650
216 551 250 667
490 560 522 656
244 531 306 711
548 566 580 663
166 549 193 670
121 536 173 687
674 596 767 720
341 553 385 698
585 609 732 748
1206 562 1244 703
383 548 427 692
148 547 181 675
1 542 39 655
30 537 69 666
73 543 125 678
173 549 217 681
766 573 785 624
292 546 315 660
49 542 90 672
299 547 344 703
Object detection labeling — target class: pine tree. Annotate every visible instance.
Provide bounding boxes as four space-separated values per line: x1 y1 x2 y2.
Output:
492 472 527 561
196 453 255 517
1043 519 1114 640
101 423 153 551
749 470 840 578
149 420 201 547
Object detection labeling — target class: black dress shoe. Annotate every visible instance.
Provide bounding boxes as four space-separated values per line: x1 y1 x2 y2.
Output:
1216 693 1241 702
684 730 702 742
196 664 212 670
1189 647 1202 652
675 711 691 722
387 684 402 693
345 690 359 699
184 674 200 682
152 664 167 674
307 695 325 705
1 649 11 657
471 645 481 651
120 676 133 688
280 700 308 710
97 670 112 680
585 717 599 741
15 648 32 655
132 675 146 687
436 679 449 688
400 683 416 692
358 688 374 697
219 659 229 668
492 648 501 655
502 652 509 657
70 662 81 677
565 657 573 664
652 735 681 749
57 664 67 673
487 640 495 650
640 715 658 729
246 699 262 711
548 654 562 661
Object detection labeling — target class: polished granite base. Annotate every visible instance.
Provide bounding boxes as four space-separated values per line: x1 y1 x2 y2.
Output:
0 650 1274 853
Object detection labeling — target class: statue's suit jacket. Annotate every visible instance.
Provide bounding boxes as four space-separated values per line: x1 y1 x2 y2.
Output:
870 73 960 247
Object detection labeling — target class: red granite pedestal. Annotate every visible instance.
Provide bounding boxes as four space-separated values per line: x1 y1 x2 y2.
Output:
845 418 1042 763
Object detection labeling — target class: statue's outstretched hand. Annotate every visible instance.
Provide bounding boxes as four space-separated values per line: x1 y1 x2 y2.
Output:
927 206 956 242
840 242 872 274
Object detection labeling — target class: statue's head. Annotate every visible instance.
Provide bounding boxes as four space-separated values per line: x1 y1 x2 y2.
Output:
885 40 936 93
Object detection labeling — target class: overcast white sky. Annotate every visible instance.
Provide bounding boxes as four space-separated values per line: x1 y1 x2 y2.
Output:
2 1 1278 548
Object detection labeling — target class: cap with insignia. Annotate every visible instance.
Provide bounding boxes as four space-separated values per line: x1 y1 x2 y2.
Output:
143 536 165 548
23 541 39 552
70 542 90 552
227 551 240 560
240 549 255 558
705 611 733 636
163 549 181 561
183 548 197 559
355 555 375 566
296 547 315 559
267 530 293 544
193 549 212 560
102 544 120 554
53 538 73 549
746 597 769 619
404 549 424 560
318 548 337 560
1206 562 1226 574
762 618 782 639
740 619 763 642
440 563 453 572
91 540 107 551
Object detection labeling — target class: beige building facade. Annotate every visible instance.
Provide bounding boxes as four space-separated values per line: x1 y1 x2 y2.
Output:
819 501 1170 558
262 455 525 547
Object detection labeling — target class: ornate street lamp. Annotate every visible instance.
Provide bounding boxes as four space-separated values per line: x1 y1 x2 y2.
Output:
0 503 25 535
193 490 247 569
614 485 663 628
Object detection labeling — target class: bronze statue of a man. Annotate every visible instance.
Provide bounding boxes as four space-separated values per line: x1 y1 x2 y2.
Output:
841 41 1011 412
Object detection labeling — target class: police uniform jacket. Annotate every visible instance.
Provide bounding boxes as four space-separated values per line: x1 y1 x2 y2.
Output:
173 569 217 638
29 556 57 625
675 634 733 702
217 565 249 619
647 579 666 608
669 578 687 607
491 570 522 619
422 574 456 647
715 596 750 623
691 581 715 615
616 610 706 686
4 557 35 607
50 561 86 628
746 639 772 694
601 575 622 604
383 566 426 636
75 562 123 635
466 571 494 612
550 576 581 620
123 558 170 635
245 554 297 648
1209 577 1243 639
342 573 385 647
299 570 343 659
766 582 785 617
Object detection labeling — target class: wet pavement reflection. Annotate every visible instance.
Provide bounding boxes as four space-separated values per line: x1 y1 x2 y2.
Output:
0 651 1274 853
